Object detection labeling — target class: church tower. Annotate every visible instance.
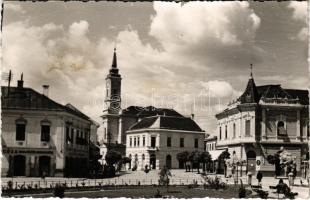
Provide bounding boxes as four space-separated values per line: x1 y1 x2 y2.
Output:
101 48 122 145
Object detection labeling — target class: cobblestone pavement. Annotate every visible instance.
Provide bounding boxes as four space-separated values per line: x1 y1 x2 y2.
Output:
2 170 309 198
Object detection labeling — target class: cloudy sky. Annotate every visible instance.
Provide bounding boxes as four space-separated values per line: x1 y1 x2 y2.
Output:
2 1 308 134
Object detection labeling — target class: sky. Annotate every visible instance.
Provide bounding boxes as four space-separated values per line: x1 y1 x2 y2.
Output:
2 1 308 135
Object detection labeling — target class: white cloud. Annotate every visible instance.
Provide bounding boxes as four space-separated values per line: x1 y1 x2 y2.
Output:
288 1 308 22
5 3 26 14
200 80 239 99
288 1 308 41
150 1 260 51
297 27 308 41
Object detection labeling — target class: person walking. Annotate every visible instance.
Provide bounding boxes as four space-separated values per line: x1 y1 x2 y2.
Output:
256 171 263 186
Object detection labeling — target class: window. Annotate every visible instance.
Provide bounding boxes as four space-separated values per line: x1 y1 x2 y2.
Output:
130 137 132 147
233 123 236 138
41 125 50 142
245 120 251 136
151 137 156 148
134 137 137 147
277 121 286 136
219 127 222 140
167 137 171 147
66 126 70 143
225 125 228 139
71 128 74 143
16 124 26 141
76 130 80 144
84 131 88 145
137 137 140 146
307 123 310 138
104 128 107 139
180 138 184 148
194 138 198 148
142 136 145 146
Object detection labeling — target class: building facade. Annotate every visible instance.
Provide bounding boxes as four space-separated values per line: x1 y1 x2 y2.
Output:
126 115 205 170
1 76 97 177
215 71 309 176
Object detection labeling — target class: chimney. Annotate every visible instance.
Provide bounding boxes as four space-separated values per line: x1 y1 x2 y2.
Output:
42 85 49 97
17 73 24 88
191 114 195 120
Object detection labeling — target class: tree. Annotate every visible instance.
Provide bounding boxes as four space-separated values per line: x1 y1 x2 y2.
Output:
218 150 230 175
176 151 189 171
105 150 122 166
189 150 202 173
122 156 131 164
199 151 212 172
89 142 103 178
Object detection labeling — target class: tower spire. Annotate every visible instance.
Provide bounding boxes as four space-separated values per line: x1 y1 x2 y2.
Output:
112 47 117 68
250 63 253 78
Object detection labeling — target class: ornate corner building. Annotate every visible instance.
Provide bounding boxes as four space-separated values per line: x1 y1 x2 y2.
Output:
215 71 309 176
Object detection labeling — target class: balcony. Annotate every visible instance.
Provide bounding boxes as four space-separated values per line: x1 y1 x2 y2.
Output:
147 146 159 151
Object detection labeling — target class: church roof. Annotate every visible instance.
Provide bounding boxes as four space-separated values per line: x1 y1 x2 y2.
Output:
122 105 184 118
129 115 204 132
1 86 91 121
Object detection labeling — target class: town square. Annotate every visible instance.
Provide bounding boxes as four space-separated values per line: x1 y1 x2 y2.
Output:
1 0 309 199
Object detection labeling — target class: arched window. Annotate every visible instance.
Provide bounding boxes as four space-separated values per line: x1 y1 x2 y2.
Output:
277 121 286 136
225 125 228 139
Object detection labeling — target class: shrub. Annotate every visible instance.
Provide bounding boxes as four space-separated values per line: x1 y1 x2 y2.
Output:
256 190 269 199
204 176 226 190
7 181 13 190
238 180 246 198
154 189 162 198
103 164 116 178
53 184 65 198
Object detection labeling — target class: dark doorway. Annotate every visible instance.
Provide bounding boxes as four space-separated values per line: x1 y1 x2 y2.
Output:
166 155 172 169
150 154 156 169
13 155 26 176
246 151 256 174
179 160 185 169
39 156 50 177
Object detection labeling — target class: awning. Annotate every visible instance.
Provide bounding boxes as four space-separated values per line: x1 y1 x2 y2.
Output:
209 150 224 161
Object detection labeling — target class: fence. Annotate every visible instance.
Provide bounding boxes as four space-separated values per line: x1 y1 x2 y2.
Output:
1 178 207 190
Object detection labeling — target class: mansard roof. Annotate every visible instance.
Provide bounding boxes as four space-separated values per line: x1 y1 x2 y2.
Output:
1 86 91 121
129 115 204 132
257 85 308 105
122 105 184 118
236 81 308 106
